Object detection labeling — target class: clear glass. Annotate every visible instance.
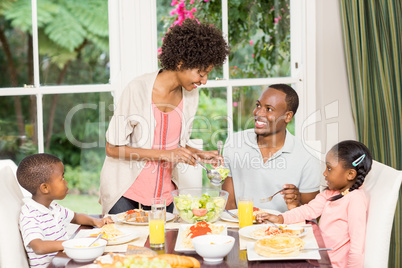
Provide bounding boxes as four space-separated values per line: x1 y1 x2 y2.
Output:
228 1 291 79
149 198 166 248
238 196 253 228
37 0 110 86
0 95 38 162
42 92 113 199
232 85 295 135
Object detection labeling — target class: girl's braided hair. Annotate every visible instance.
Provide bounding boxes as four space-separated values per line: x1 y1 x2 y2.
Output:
328 140 373 201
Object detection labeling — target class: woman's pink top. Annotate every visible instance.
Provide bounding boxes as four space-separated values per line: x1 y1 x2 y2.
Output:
282 189 368 268
123 99 183 206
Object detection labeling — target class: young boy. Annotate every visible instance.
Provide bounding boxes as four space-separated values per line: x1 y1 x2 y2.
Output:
17 153 112 268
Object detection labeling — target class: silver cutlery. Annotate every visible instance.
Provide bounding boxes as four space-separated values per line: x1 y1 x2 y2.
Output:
87 233 103 247
260 189 284 203
224 209 238 219
217 140 223 166
178 144 222 186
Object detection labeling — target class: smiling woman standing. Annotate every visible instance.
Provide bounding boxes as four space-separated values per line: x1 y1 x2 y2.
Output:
100 19 230 215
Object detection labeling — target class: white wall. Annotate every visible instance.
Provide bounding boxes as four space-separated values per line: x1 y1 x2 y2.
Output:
315 0 356 156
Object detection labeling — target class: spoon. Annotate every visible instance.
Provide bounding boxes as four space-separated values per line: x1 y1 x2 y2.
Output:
88 233 103 247
217 140 223 166
178 144 222 186
194 158 222 186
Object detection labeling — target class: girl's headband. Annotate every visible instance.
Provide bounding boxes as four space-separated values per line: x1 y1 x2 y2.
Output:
352 154 365 167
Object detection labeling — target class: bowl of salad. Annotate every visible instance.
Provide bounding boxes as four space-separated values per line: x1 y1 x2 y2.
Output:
171 187 228 224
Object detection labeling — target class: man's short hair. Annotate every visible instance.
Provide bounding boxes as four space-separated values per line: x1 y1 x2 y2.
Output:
16 153 62 195
269 84 299 115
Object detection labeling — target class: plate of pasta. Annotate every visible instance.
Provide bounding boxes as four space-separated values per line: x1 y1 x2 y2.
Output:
220 208 280 223
111 209 175 225
246 234 321 260
174 221 227 252
78 224 140 246
239 224 307 240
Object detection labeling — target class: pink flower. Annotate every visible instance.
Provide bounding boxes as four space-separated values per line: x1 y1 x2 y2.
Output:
190 0 195 3
157 47 162 55
233 102 238 107
252 54 255 58
234 66 237 69
249 40 254 46
204 0 210 2
170 10 176 16
274 16 282 24
171 1 178 6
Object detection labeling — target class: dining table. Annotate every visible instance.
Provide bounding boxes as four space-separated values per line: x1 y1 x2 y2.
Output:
47 215 332 268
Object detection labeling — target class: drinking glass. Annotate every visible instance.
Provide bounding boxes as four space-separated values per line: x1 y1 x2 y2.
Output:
149 198 166 248
238 197 253 228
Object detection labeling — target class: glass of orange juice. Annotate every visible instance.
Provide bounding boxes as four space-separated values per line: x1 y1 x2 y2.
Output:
238 197 253 228
149 198 166 248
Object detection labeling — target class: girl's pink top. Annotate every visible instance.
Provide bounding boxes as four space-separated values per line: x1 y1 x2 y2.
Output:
282 188 368 268
123 99 183 206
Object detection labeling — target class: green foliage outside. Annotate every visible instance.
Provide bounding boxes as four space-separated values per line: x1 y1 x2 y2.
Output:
1 0 292 198
57 194 102 215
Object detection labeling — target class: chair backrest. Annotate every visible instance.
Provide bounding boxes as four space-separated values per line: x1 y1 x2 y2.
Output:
363 160 402 268
0 165 30 268
0 159 32 198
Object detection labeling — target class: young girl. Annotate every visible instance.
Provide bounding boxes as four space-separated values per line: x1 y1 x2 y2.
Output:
256 140 373 268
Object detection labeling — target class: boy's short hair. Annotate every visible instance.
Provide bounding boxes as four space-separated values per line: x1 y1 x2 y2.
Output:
269 84 299 115
17 153 62 195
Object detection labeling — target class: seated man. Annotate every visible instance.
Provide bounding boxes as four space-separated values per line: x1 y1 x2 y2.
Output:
222 84 321 212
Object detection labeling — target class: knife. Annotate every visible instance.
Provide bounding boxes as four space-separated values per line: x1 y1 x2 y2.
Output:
224 209 238 219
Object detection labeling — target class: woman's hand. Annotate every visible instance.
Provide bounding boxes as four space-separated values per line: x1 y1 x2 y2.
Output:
195 150 220 166
281 184 301 210
162 147 198 166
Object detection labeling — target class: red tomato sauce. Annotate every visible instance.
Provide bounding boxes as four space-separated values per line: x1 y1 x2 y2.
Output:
188 221 212 238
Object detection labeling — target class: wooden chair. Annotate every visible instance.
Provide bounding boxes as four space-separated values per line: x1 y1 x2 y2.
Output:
363 160 402 268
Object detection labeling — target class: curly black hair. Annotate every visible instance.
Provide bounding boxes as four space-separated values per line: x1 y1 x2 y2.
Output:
328 140 373 201
159 19 230 72
17 153 62 195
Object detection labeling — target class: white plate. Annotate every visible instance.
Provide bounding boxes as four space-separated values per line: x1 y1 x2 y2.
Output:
220 209 281 223
239 224 307 240
247 239 321 261
75 227 139 246
174 223 227 252
112 211 175 225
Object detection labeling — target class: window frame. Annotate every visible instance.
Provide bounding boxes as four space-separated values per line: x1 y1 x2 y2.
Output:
0 0 316 153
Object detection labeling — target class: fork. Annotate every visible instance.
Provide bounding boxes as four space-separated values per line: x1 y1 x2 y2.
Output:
260 189 284 203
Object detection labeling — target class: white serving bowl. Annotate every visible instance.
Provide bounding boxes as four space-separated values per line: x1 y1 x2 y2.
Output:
62 237 107 263
192 234 235 263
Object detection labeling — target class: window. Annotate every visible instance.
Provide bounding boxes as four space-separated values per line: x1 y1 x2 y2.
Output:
0 0 316 212
155 0 312 151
